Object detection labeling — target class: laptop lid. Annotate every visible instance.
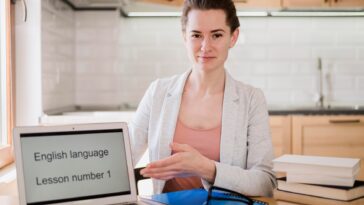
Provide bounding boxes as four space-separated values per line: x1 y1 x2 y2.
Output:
13 122 137 205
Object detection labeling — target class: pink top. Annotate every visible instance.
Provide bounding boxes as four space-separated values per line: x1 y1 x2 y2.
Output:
162 119 221 193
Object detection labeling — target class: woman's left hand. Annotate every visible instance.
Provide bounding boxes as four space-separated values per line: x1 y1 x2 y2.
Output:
140 143 216 183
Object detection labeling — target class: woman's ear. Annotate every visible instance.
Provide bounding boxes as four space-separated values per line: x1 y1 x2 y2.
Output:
229 28 240 48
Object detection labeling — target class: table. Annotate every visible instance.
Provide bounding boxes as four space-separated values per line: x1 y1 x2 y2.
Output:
0 180 18 205
0 180 297 205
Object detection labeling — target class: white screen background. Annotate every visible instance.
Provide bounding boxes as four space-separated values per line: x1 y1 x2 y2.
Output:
20 131 130 204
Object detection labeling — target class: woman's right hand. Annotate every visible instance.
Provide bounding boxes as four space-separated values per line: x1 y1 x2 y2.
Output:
140 143 216 183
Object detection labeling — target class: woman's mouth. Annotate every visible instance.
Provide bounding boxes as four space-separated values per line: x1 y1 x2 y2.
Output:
198 56 215 62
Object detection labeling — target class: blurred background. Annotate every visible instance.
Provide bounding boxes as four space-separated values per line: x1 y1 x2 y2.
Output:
1 0 364 196
14 0 364 119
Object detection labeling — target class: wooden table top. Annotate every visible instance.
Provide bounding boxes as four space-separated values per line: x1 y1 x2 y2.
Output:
0 180 298 205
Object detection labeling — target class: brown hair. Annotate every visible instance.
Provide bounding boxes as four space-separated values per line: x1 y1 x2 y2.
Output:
181 0 240 33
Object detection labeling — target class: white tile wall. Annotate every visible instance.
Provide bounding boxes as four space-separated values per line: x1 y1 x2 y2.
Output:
42 6 364 110
42 0 75 112
75 11 123 107
358 77 364 89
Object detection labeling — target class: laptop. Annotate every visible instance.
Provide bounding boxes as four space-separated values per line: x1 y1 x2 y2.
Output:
13 122 148 205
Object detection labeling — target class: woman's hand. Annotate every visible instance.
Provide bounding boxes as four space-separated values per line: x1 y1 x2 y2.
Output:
140 143 216 183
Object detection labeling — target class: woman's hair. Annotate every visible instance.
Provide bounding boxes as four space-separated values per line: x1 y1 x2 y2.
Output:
181 0 240 33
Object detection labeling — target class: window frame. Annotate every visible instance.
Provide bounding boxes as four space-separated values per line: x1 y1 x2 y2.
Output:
0 0 15 169
1 0 7 146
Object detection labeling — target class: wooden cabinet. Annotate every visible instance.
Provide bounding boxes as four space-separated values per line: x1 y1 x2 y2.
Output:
291 115 364 180
282 0 364 8
282 0 330 8
270 116 292 158
143 0 364 10
141 0 184 7
331 0 364 8
270 115 364 179
234 0 281 9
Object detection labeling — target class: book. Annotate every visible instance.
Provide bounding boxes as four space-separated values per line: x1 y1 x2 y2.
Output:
140 188 268 205
273 155 360 178
274 189 364 205
277 177 364 201
286 172 357 187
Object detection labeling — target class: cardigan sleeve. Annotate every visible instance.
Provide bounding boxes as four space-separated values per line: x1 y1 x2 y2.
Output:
128 80 157 166
202 88 277 197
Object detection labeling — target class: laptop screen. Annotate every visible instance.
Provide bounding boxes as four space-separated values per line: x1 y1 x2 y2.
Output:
19 129 131 205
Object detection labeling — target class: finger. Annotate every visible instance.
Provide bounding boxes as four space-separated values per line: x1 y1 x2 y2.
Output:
140 167 155 175
142 159 184 174
140 168 146 175
142 165 181 175
148 171 195 180
148 155 180 168
146 171 180 179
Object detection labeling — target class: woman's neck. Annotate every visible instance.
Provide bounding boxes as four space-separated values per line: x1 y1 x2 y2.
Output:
185 68 225 96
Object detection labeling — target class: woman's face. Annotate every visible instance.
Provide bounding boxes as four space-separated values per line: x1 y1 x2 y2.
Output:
183 9 239 73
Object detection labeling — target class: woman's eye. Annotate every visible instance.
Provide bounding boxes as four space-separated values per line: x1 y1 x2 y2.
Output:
191 34 201 38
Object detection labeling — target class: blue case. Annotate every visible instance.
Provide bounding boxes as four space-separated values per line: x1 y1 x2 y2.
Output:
142 188 268 205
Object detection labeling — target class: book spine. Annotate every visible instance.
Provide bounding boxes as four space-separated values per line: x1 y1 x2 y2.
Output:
273 189 349 205
277 181 347 200
286 173 355 187
274 163 355 177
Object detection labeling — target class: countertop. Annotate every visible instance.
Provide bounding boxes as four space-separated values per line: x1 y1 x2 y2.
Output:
0 179 287 205
43 105 364 118
268 106 364 115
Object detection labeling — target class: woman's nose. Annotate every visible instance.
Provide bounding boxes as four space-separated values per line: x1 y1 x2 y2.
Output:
200 38 212 52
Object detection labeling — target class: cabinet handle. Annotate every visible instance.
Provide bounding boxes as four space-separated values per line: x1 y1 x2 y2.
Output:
233 0 248 3
329 119 361 124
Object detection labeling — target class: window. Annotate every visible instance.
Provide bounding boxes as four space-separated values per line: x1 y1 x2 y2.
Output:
0 0 7 145
0 0 14 169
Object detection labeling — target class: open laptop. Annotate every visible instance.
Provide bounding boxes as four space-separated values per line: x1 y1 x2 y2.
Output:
13 122 148 205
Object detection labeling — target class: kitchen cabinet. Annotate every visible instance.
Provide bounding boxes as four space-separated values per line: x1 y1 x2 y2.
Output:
331 0 364 8
282 0 331 8
292 115 364 180
282 0 364 8
233 0 281 9
270 116 292 158
143 0 364 10
141 0 184 7
142 0 281 8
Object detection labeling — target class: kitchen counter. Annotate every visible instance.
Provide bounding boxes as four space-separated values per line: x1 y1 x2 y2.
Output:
41 106 364 125
269 106 364 115
40 111 136 125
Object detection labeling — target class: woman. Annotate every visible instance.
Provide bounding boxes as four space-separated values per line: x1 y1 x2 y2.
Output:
129 0 276 197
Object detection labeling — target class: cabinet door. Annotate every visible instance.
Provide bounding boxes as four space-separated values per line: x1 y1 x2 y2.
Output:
234 0 281 9
282 0 330 8
292 116 364 180
140 0 184 7
331 0 364 8
270 116 292 158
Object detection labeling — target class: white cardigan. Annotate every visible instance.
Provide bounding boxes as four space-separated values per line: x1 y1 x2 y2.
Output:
129 70 277 197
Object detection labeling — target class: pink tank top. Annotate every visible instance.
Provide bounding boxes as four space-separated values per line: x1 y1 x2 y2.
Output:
162 119 221 193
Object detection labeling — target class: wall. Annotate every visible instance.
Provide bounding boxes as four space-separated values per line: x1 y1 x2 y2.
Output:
15 0 43 126
42 0 75 112
41 8 364 111
75 11 122 107
73 11 364 109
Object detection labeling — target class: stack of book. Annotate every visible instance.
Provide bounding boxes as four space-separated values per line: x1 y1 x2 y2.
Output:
273 155 363 205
